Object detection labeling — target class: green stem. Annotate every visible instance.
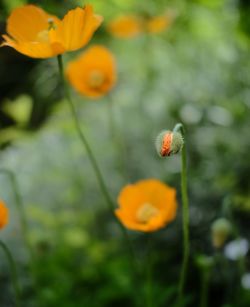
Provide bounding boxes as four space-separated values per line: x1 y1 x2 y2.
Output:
0 241 21 307
57 55 114 212
107 95 129 181
107 95 116 141
222 199 246 278
0 168 31 255
56 55 139 299
200 270 210 307
0 168 40 300
146 235 153 307
238 255 246 277
173 123 190 303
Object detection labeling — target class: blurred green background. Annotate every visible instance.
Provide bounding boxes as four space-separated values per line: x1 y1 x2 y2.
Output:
0 0 250 306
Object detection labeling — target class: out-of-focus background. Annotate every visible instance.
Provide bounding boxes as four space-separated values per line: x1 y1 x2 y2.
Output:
0 0 250 306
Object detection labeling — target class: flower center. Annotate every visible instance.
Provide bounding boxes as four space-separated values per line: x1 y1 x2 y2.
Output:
37 30 49 42
89 70 105 88
36 19 56 42
136 203 159 223
48 18 56 30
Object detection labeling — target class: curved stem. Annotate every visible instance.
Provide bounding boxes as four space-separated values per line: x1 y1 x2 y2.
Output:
222 199 247 278
200 270 210 307
57 55 114 212
146 235 153 307
107 95 129 181
56 55 139 299
107 95 116 141
0 241 21 307
173 123 185 135
174 123 190 302
0 168 40 300
0 168 31 255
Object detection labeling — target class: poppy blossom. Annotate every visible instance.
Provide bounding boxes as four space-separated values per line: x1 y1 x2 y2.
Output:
115 179 177 232
0 200 8 229
66 45 116 98
1 4 103 58
107 15 142 39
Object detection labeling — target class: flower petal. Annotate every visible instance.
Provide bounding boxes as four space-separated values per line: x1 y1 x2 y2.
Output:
107 15 142 38
6 5 57 42
1 35 64 58
115 209 165 232
51 5 103 52
146 15 171 34
136 179 176 207
115 179 177 232
135 179 177 222
66 45 116 98
118 184 146 212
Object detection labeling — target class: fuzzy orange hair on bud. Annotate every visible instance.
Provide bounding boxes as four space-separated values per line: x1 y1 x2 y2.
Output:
0 200 8 229
155 130 183 157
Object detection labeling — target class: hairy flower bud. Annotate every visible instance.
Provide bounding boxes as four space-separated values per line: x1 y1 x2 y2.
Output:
155 130 184 157
211 218 232 248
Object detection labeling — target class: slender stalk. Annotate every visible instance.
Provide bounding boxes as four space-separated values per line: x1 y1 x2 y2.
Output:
223 200 247 278
146 235 153 307
173 123 190 302
56 55 139 300
238 255 246 277
200 270 210 307
57 54 136 255
0 168 40 301
0 241 21 307
107 95 129 181
0 168 31 255
57 55 114 212
107 96 116 141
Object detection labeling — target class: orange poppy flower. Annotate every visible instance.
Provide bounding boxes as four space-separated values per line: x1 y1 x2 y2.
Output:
107 15 142 39
115 179 177 232
66 45 116 98
146 14 172 34
0 200 8 229
1 4 103 58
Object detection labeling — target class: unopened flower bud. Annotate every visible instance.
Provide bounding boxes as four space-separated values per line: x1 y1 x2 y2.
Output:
155 130 184 157
211 218 232 249
196 255 214 270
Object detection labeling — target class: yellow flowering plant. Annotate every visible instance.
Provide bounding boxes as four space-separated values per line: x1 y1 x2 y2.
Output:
1 4 102 58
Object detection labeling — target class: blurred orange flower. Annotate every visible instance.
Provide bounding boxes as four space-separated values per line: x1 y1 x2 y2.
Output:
0 200 8 229
115 179 177 232
66 45 116 98
107 15 142 39
146 14 172 34
1 4 103 58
